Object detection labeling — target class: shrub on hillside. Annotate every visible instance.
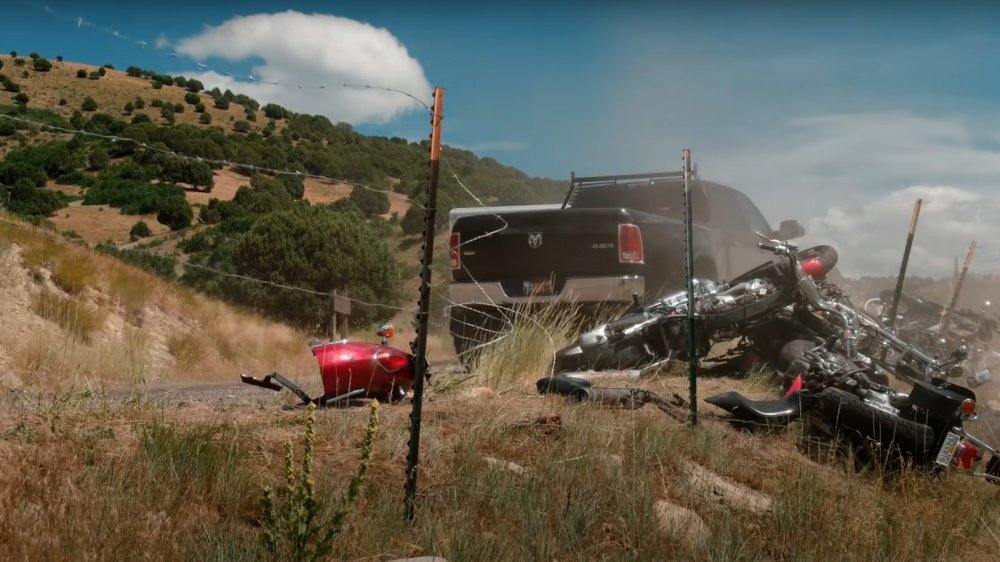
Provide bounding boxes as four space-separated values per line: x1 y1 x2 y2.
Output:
132 113 152 124
96 242 177 279
32 58 52 72
7 177 66 216
189 204 401 328
129 220 153 241
184 92 200 105
81 96 98 111
348 185 390 218
199 112 212 125
213 97 229 110
156 195 193 230
88 147 110 170
76 69 87 78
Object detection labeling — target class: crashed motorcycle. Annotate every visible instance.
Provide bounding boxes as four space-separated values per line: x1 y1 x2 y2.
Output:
241 323 419 406
863 291 999 388
552 240 839 376
705 339 1000 483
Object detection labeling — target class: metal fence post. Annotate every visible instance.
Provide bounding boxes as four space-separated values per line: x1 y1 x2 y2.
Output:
404 86 444 521
682 149 697 425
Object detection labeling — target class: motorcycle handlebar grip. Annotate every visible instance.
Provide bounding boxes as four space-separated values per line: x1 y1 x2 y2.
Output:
758 242 778 252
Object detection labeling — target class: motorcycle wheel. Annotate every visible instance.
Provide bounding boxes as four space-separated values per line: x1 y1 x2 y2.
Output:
816 387 936 460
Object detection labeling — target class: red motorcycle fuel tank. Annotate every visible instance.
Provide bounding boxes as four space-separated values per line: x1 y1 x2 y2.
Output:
312 341 414 401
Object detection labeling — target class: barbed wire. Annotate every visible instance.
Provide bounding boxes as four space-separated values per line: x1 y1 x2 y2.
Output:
0 113 425 209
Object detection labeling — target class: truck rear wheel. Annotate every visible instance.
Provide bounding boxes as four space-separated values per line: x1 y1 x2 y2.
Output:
450 305 509 370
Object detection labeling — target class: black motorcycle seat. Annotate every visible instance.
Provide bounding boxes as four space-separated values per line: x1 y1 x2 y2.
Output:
704 391 810 425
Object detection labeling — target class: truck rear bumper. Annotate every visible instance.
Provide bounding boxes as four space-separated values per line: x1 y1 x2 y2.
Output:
447 276 645 308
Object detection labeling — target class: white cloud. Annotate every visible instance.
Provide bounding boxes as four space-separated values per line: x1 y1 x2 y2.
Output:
806 185 1000 277
173 10 432 124
702 111 1000 276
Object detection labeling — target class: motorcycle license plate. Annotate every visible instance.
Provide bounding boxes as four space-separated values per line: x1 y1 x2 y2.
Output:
935 431 962 467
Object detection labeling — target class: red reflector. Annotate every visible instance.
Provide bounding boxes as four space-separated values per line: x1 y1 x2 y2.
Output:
955 441 978 470
449 232 461 270
618 224 644 264
960 399 976 416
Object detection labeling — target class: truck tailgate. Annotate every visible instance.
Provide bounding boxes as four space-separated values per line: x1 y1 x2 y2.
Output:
451 208 648 294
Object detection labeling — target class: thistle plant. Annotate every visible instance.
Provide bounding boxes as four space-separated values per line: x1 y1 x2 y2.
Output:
261 400 380 561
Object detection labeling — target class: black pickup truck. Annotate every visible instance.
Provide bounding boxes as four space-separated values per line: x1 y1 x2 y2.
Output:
446 171 805 357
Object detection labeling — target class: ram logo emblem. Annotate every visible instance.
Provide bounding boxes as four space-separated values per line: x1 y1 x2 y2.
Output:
527 232 543 249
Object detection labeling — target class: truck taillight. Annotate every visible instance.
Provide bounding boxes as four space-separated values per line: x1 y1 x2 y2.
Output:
449 232 461 270
618 224 644 264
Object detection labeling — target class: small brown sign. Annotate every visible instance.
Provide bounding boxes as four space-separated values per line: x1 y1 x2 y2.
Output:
333 293 352 315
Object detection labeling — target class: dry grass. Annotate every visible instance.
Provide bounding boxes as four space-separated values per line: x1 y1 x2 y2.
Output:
0 384 998 561
30 290 106 343
471 303 582 389
48 203 169 246
0 214 315 387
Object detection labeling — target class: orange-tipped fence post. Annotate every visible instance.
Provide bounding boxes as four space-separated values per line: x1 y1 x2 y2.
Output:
886 199 923 329
404 86 444 521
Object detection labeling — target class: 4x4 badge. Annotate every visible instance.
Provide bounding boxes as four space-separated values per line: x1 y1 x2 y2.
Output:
528 232 543 249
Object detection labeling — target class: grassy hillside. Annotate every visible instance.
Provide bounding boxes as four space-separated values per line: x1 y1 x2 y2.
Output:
0 53 569 334
0 214 316 390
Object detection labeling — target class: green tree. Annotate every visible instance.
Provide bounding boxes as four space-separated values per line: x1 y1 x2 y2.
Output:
194 102 206 113
173 102 184 113
199 112 212 125
151 80 163 90
159 157 214 191
31 58 52 72
160 104 175 124
56 55 63 62
123 101 134 114
13 92 28 109
28 52 39 60
129 220 152 241
88 71 100 80
132 113 152 124
88 147 110 170
76 69 87 78
233 120 251 133
8 178 65 216
263 103 288 120
225 205 401 327
186 79 204 93
13 58 25 67
184 92 200 105
348 185 390 218
0 120 15 136
2 78 19 92
155 196 193 230
126 66 143 77
214 97 229 110
134 96 145 109
81 96 98 111
98 67 107 77
70 110 85 129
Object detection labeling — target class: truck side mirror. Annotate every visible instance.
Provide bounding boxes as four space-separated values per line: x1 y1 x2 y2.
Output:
776 220 805 240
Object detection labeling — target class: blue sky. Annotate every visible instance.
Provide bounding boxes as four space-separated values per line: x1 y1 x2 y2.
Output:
6 0 1000 275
